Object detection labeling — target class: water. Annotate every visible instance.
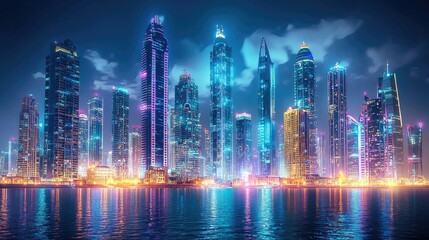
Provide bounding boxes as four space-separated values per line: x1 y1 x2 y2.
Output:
0 187 428 239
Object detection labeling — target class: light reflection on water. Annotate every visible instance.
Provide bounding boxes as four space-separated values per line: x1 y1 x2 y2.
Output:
0 188 428 239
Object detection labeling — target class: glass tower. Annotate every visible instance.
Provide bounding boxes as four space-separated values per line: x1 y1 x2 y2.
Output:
347 115 361 180
141 15 169 173
328 63 347 178
294 42 317 175
278 125 285 177
112 87 129 178
172 73 201 179
129 127 141 178
257 38 276 176
407 123 423 179
44 39 80 179
88 96 103 166
235 113 252 178
17 95 39 178
78 113 88 176
210 25 233 180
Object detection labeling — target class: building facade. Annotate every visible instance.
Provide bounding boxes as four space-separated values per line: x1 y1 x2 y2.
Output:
88 96 103 166
347 115 361 180
44 39 80 179
210 25 233 180
407 123 423 179
112 87 129 178
129 127 142 178
235 113 252 178
78 113 88 176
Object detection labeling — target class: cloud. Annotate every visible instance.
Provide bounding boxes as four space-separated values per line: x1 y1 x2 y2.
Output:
93 80 112 91
84 49 118 78
366 43 420 73
32 72 44 79
238 18 362 89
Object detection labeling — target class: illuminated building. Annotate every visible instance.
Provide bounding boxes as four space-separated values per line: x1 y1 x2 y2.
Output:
129 127 141 178
43 39 79 179
17 95 40 178
378 64 404 179
88 96 103 165
78 113 88 176
407 123 423 179
257 38 276 176
210 25 233 180
203 128 212 177
278 125 285 177
0 151 8 175
141 15 169 173
284 107 309 179
172 72 201 179
112 87 129 178
328 62 347 178
235 113 252 178
7 140 18 176
316 132 329 177
347 115 361 180
86 166 113 185
360 95 385 181
144 166 168 184
294 42 317 175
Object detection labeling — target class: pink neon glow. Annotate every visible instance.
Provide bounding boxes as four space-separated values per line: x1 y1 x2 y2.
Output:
418 122 424 128
141 71 147 78
140 103 148 112
94 92 99 97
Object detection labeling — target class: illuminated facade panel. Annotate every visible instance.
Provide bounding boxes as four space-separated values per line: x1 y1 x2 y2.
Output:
112 87 129 178
347 115 361 180
88 96 103 166
407 123 423 179
235 113 252 178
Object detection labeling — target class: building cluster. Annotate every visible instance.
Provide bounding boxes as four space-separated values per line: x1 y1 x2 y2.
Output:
0 15 424 185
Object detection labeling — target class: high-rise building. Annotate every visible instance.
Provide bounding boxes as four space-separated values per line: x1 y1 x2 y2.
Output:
316 132 329 177
328 62 347 178
43 39 80 179
360 95 385 182
378 64 404 179
112 87 129 178
172 72 200 179
203 128 212 177
129 127 141 178
294 42 317 175
347 115 361 180
17 95 40 178
88 96 103 166
278 125 286 177
0 151 8 176
78 113 89 176
257 38 276 176
210 25 233 180
284 107 309 179
235 113 252 178
407 123 423 179
141 15 169 173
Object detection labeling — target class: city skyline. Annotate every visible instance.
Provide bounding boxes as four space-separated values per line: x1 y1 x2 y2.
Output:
0 1 428 177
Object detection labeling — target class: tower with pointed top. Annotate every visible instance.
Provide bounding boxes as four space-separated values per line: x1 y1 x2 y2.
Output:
210 25 233 180
141 15 169 174
294 42 317 176
258 38 277 176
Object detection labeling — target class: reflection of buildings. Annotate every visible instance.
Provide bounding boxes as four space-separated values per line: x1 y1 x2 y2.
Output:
407 123 423 179
112 87 129 178
347 115 361 180
235 113 252 178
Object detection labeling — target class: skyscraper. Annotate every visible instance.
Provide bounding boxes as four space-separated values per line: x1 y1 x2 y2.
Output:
378 64 404 179
210 25 233 180
347 115 361 180
203 128 212 177
44 39 80 179
141 15 169 173
284 107 309 179
112 87 129 178
278 125 286 177
294 42 317 175
78 113 88 176
235 113 252 178
88 96 103 166
316 132 329 177
172 72 200 179
257 38 276 176
17 95 39 178
129 127 141 178
407 123 423 179
328 62 347 178
0 151 8 176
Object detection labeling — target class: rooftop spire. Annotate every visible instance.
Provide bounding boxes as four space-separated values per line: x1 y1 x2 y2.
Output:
386 60 389 74
300 41 309 49
259 37 272 62
216 25 225 39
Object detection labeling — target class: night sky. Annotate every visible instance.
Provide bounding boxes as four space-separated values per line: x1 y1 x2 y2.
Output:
1 0 428 175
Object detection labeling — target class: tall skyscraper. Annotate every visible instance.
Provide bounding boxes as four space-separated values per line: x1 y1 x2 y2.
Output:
235 113 252 178
278 125 286 177
17 95 40 178
294 42 317 175
378 64 404 179
257 38 276 176
328 62 347 178
284 107 309 179
44 39 80 179
141 15 169 173
316 132 329 177
0 151 8 176
172 72 201 179
112 87 130 178
203 128 212 177
88 96 103 166
407 123 423 179
129 127 141 178
210 25 233 180
78 113 89 176
347 115 361 180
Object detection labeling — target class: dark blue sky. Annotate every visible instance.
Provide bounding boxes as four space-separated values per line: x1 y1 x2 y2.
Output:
1 0 428 174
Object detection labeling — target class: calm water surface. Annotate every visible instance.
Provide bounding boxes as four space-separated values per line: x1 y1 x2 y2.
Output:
0 187 428 239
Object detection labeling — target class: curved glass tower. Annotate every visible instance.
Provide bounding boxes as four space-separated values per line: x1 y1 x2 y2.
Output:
257 38 276 176
210 25 233 180
88 96 103 166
